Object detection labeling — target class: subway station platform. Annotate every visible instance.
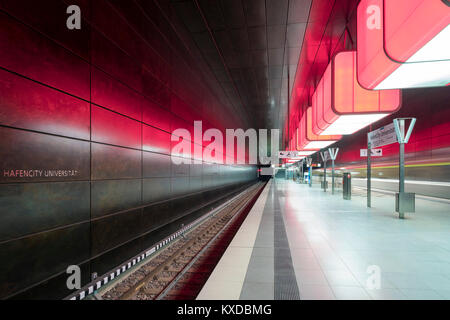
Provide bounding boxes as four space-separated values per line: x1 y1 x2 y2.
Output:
197 178 450 300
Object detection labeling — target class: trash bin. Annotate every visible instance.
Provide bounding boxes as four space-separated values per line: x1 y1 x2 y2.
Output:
343 173 351 200
395 192 415 213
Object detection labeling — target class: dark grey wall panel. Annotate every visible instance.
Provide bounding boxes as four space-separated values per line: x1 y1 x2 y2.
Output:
141 201 173 233
9 261 91 300
171 159 190 177
190 163 203 176
91 143 141 180
0 222 90 299
189 176 203 192
203 163 218 175
90 208 143 256
172 192 205 219
143 152 171 178
90 236 142 279
0 181 90 241
143 177 171 204
171 176 190 197
91 179 142 219
202 175 213 189
0 127 90 183
139 223 173 252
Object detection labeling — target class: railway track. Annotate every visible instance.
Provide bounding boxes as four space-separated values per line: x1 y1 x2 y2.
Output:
99 182 265 300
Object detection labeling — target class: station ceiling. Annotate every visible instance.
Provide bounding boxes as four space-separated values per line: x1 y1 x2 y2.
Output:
170 0 312 132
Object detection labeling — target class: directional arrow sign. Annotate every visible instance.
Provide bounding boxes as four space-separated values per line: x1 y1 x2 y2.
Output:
360 149 383 157
279 151 298 159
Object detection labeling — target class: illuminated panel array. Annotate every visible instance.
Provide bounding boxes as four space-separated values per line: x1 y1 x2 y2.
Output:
282 137 312 164
311 51 401 136
286 134 315 156
357 0 450 90
297 107 341 150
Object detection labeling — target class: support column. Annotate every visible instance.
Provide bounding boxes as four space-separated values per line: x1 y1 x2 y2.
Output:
367 141 371 208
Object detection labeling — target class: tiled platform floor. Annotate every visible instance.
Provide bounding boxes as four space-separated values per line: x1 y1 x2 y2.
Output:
197 178 450 300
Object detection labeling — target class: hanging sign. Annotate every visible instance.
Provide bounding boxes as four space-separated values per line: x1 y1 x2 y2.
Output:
367 123 398 148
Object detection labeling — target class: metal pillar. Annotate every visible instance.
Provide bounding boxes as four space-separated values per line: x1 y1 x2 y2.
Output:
300 161 304 183
331 159 335 194
367 141 371 208
306 157 312 187
328 148 339 195
393 118 416 219
398 121 405 219
320 151 328 192
309 166 312 187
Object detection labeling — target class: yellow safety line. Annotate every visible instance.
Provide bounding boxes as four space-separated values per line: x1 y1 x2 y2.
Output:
350 162 450 170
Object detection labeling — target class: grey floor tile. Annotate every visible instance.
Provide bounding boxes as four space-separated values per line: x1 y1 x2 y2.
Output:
295 269 329 286
237 179 450 300
240 282 274 300
299 284 335 300
367 288 407 300
400 288 444 300
331 286 372 300
324 270 360 286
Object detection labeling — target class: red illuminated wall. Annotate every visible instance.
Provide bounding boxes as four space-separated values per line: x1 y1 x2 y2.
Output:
0 0 256 299
287 0 360 145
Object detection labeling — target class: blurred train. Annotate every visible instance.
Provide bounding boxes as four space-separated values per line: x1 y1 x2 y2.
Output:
311 162 450 199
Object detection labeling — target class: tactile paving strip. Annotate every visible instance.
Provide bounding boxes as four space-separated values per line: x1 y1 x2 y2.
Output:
273 184 300 300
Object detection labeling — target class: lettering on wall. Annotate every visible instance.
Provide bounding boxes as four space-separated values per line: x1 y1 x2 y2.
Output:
3 169 79 178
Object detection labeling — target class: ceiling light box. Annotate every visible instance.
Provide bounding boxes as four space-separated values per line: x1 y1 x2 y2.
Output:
357 0 450 90
312 51 401 136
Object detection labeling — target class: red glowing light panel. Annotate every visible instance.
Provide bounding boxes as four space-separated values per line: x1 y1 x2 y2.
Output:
312 51 401 136
357 0 450 90
297 107 341 150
